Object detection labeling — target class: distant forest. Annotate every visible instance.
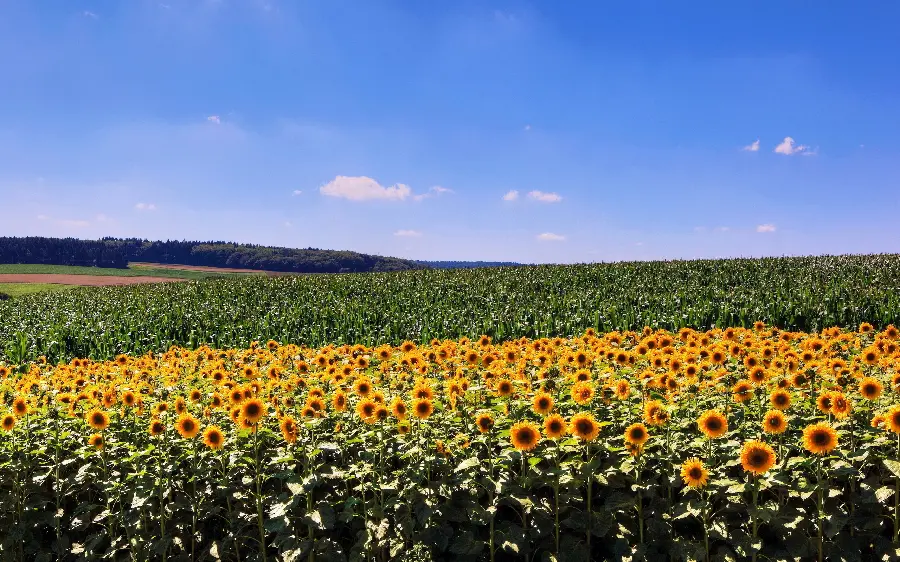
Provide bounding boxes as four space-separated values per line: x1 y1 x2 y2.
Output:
417 260 522 269
0 237 425 273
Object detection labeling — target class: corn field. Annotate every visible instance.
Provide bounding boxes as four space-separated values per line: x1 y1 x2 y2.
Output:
2 324 900 561
2 254 900 364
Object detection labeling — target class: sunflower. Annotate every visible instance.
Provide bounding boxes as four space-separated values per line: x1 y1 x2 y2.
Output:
614 380 631 400
680 458 708 488
862 347 879 365
391 398 408 420
831 393 851 420
624 423 649 447
859 377 883 400
176 414 200 439
763 410 787 434
240 398 266 424
803 422 838 455
496 379 514 397
149 418 165 436
354 378 372 397
88 434 104 450
203 425 225 449
769 390 791 410
816 393 833 414
872 414 886 429
122 391 137 407
279 417 298 443
397 421 411 434
532 392 554 415
475 412 494 433
412 398 433 420
12 397 28 417
356 399 377 422
570 412 600 441
732 380 753 403
697 410 728 439
543 414 567 439
571 382 595 405
1 414 15 431
643 400 667 426
86 409 110 431
510 421 541 452
332 391 348 412
886 405 900 434
740 440 776 475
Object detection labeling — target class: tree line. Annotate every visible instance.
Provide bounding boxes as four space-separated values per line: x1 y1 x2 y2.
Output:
0 237 425 273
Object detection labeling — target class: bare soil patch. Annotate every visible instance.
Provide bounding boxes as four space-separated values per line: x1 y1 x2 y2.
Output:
0 274 188 287
130 262 274 274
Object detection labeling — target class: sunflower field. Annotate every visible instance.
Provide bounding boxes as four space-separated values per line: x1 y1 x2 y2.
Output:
2 324 900 561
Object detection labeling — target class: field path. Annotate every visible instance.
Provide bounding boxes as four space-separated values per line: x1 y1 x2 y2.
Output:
0 274 187 286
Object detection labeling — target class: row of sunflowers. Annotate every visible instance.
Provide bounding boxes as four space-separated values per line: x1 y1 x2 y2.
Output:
1 323 900 561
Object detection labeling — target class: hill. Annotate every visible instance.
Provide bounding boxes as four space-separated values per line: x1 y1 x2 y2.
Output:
0 236 425 274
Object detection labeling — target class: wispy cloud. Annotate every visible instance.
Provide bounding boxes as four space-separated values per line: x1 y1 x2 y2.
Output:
413 185 453 202
502 190 519 201
320 176 412 202
283 221 293 228
83 10 98 18
59 219 91 228
135 202 157 211
292 190 302 196
207 115 221 125
756 224 777 233
523 124 531 131
537 232 565 241
742 139 760 152
774 137 810 156
394 229 422 237
527 190 562 203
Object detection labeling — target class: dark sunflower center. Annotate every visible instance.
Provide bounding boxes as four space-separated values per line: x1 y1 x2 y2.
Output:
750 452 766 466
576 420 592 434
184 420 195 431
549 421 563 432
706 419 722 431
813 431 829 446
689 467 703 479
518 430 535 445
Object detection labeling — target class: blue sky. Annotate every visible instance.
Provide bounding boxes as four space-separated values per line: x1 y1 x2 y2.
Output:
1 1 898 264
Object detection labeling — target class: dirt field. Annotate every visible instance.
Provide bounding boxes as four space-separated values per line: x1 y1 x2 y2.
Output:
129 262 275 274
0 274 188 286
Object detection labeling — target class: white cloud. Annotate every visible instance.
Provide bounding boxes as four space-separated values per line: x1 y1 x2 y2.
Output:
537 232 566 242
756 224 777 233
135 202 157 211
36 214 49 221
292 190 303 196
207 115 221 125
95 214 110 222
83 10 98 18
320 175 412 201
283 221 293 228
413 185 453 201
527 190 562 203
394 229 422 237
742 139 760 152
715 226 730 232
774 137 810 156
503 190 520 201
524 124 531 131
